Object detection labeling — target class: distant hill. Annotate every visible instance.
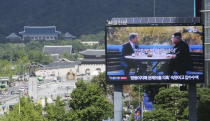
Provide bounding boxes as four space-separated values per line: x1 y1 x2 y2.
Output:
0 0 193 39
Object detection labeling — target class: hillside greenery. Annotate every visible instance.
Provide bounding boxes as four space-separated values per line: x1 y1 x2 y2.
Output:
0 31 105 80
0 0 193 40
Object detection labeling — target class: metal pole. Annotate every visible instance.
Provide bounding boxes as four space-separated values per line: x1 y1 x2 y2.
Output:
19 81 20 114
154 0 156 17
139 85 143 121
188 83 197 121
206 61 209 86
128 88 131 121
190 0 198 114
23 65 25 81
114 84 123 121
194 0 196 17
142 94 144 121
19 99 20 114
139 85 140 106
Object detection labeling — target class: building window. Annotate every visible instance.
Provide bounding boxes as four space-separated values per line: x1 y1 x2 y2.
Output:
46 36 50 40
96 68 101 73
50 36 54 40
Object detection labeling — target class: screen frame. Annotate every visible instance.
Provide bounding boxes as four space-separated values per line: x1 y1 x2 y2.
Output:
105 23 205 84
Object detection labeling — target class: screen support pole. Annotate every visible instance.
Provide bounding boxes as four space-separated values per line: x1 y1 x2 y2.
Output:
114 84 123 121
189 1 198 120
188 83 197 121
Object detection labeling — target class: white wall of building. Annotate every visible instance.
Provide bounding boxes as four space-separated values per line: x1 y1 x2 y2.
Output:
35 67 77 81
23 35 57 40
35 64 105 81
81 41 99 46
78 64 105 76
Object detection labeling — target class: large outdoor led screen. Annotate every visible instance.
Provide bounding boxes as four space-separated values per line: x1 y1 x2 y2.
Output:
106 25 204 83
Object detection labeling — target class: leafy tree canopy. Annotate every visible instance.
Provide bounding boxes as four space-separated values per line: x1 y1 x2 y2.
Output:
67 80 113 121
144 109 176 121
45 96 65 121
0 97 46 121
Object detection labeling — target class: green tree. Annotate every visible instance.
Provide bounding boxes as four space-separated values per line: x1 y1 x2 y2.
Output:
197 87 210 121
66 80 113 121
0 60 14 81
25 41 44 52
12 48 27 61
142 84 168 102
71 40 86 53
154 87 188 120
60 51 76 61
40 54 53 65
28 50 52 65
79 31 104 45
91 72 113 96
15 56 30 77
143 109 176 121
0 97 46 121
143 86 210 121
45 96 65 121
0 43 26 61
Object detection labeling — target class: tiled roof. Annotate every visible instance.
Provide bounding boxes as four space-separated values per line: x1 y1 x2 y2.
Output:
50 54 60 62
19 26 61 35
79 49 105 56
6 33 21 39
45 62 73 68
64 32 76 38
80 58 105 64
43 61 81 69
43 45 72 55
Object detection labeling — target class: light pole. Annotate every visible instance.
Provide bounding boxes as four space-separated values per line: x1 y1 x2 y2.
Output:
18 65 22 114
139 85 140 107
18 80 21 114
22 64 29 81
18 64 30 114
139 85 143 121
18 64 25 114
19 95 20 114
154 0 156 17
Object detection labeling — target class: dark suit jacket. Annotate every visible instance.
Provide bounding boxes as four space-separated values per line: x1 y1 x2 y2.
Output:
170 40 192 71
122 42 139 57
121 42 139 69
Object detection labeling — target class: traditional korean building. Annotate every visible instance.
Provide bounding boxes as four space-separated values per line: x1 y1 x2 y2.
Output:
78 49 105 79
6 33 21 41
38 48 105 81
43 45 72 57
81 41 99 46
19 26 61 41
37 45 76 81
63 32 76 40
35 59 80 81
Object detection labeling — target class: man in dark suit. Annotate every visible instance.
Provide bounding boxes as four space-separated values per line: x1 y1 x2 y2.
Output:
122 33 139 75
167 32 192 75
